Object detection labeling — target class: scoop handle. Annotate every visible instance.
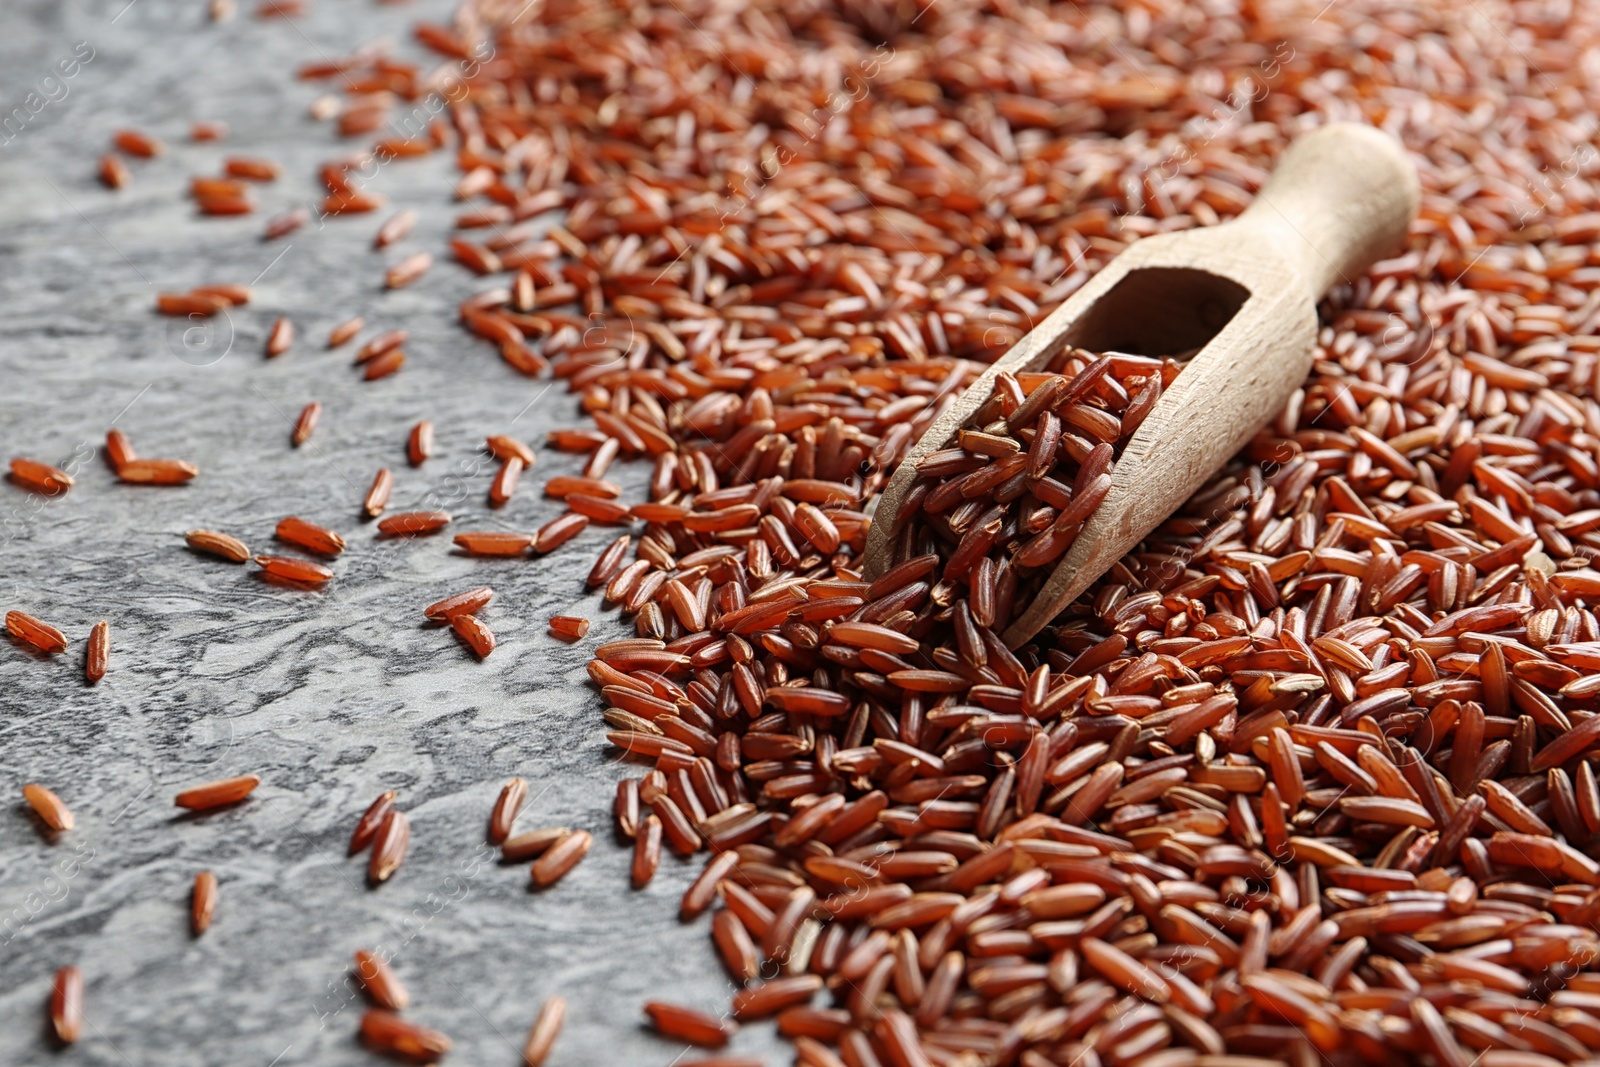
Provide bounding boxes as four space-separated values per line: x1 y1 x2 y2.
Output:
1233 122 1419 299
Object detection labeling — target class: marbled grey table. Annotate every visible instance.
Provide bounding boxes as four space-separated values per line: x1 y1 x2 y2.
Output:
0 2 780 1063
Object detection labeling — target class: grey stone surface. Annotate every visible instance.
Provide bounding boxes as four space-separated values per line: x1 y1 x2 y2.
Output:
0 2 779 1063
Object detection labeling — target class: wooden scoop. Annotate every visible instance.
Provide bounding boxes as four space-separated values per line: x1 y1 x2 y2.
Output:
861 123 1420 648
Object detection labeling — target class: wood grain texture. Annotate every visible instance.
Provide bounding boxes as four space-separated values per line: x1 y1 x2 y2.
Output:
863 123 1420 646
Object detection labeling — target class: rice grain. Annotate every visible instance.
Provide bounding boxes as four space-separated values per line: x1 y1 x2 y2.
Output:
265 316 294 357
99 153 129 188
23 784 73 831
275 516 345 556
254 555 333 583
353 949 408 1010
363 348 405 380
186 529 250 562
359 1010 449 1061
328 316 364 347
549 615 590 640
489 777 526 845
368 810 410 883
531 829 591 887
85 620 108 683
502 826 570 862
521 995 565 1067
644 1001 735 1048
50 966 81 1044
350 791 397 854
104 429 135 472
385 253 432 289
118 458 199 484
406 420 432 466
174 774 260 811
450 613 495 659
10 458 73 495
424 587 492 622
377 511 450 537
291 402 320 447
364 468 393 517
112 129 162 157
7 611 67 654
192 871 217 935
453 531 532 556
